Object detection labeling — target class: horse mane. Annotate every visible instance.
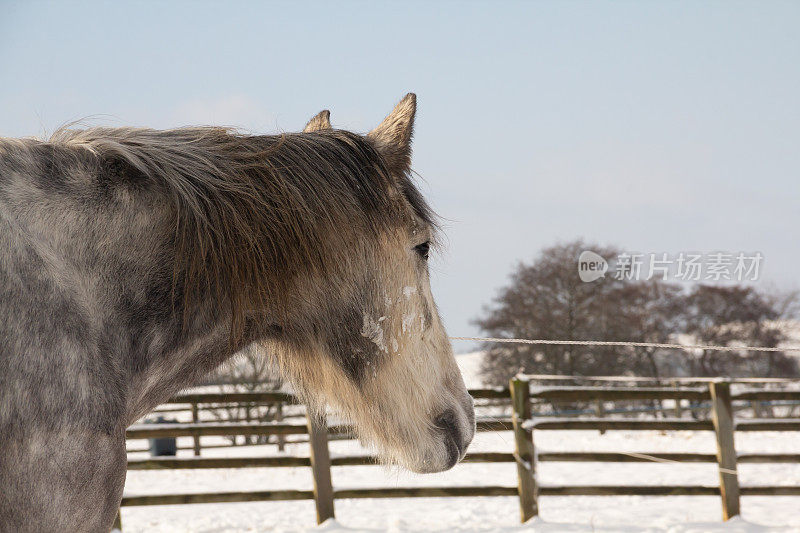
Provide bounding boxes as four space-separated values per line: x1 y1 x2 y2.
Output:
47 125 436 341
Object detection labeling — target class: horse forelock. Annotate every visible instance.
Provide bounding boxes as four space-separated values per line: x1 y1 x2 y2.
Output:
43 125 436 342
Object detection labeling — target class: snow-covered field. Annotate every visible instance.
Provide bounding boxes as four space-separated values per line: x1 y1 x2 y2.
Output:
121 353 800 532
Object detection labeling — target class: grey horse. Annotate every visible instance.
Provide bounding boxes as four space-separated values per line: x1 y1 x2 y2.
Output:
0 94 474 532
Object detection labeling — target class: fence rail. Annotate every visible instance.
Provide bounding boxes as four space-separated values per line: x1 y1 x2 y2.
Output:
530 386 710 401
118 380 800 530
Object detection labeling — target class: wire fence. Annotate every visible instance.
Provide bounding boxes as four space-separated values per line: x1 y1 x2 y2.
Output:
450 336 800 353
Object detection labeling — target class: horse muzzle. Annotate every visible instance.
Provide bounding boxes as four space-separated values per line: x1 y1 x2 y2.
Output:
414 392 475 473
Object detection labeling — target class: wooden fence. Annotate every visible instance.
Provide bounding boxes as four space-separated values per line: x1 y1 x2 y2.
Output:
117 379 800 530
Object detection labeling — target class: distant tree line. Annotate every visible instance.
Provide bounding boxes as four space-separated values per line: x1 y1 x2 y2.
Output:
476 241 799 386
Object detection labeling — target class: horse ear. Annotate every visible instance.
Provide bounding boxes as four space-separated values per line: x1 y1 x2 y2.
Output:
303 110 331 132
368 93 416 175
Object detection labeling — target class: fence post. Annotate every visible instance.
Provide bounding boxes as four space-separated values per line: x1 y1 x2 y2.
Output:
510 377 538 522
275 402 286 452
673 399 684 418
595 399 606 435
244 402 252 445
191 402 201 456
709 380 740 520
306 409 335 523
672 381 684 419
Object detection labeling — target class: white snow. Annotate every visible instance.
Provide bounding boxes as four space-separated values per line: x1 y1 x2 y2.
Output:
401 313 418 335
120 353 800 532
455 351 486 388
361 315 388 354
402 286 417 299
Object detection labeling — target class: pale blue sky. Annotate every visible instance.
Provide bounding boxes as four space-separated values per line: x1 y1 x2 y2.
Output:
2 1 799 350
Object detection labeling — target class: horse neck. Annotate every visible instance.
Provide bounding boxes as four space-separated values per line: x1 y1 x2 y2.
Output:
0 142 241 429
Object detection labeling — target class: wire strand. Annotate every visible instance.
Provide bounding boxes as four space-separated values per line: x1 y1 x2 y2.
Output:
449 337 800 354
612 451 737 476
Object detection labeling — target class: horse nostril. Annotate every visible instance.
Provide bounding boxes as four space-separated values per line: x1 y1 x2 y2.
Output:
434 409 457 431
434 409 464 468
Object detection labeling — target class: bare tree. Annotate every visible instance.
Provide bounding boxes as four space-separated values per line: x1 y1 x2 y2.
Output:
474 241 800 385
608 280 686 378
475 241 686 385
682 285 799 378
207 343 285 445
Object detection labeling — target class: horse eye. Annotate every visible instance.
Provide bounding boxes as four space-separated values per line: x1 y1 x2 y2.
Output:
414 241 430 260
